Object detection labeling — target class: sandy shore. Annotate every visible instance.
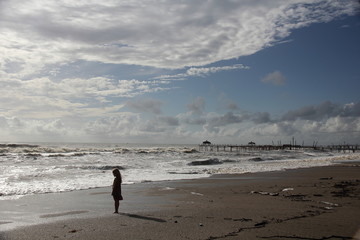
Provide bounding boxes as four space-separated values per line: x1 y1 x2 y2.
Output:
1 162 360 240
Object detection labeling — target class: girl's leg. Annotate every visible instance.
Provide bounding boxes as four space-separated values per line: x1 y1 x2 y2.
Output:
114 200 119 213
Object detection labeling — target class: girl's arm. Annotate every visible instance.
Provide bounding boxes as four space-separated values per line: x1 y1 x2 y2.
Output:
112 178 117 195
112 178 121 194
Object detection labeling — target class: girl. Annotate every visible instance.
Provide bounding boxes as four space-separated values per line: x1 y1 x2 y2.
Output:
111 168 123 213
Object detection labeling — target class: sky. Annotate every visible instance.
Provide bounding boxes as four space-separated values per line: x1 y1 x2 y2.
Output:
0 0 359 145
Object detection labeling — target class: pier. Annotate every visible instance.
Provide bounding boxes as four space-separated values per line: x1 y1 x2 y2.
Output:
199 143 359 153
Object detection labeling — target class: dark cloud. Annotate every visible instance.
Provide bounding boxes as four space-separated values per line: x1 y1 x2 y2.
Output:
157 116 179 126
125 99 163 114
140 120 166 133
183 118 207 125
187 97 205 114
213 112 244 125
281 101 360 121
341 102 360 117
227 102 239 111
206 112 246 131
274 122 299 136
252 112 272 124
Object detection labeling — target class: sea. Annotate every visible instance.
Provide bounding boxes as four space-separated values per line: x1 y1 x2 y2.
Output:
1 142 359 201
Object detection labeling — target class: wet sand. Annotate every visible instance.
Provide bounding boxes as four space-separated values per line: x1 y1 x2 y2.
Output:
1 162 360 240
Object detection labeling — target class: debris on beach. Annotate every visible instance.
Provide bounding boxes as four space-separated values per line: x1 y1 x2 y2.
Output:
159 187 176 191
319 177 333 180
250 191 279 196
254 220 269 227
285 194 309 202
191 192 204 196
320 201 340 210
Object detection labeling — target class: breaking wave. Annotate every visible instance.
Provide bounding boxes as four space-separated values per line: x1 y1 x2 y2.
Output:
188 158 222 166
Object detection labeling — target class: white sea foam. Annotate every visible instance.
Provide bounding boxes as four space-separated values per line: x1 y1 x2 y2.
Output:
0 143 359 200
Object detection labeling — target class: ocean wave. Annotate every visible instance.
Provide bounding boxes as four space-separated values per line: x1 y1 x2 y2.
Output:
249 157 264 162
113 148 131 154
0 145 109 155
248 155 301 162
222 159 237 163
43 152 99 158
183 148 198 153
0 144 199 157
65 165 125 171
2 143 358 201
0 143 39 148
187 158 222 166
0 184 82 198
47 154 68 158
6 172 49 182
113 147 198 155
168 171 200 175
25 153 42 158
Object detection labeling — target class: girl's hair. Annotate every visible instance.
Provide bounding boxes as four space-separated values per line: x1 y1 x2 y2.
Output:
112 168 121 178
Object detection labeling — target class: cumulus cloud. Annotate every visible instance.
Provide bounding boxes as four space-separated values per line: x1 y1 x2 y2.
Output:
157 116 180 126
0 0 359 144
203 112 249 133
1 0 358 77
281 101 360 121
209 112 245 126
154 64 249 81
125 98 163 115
185 118 207 126
1 100 359 144
248 102 360 144
84 113 140 137
227 102 239 111
0 76 171 119
182 101 360 144
261 71 286 86
186 64 250 77
0 116 77 142
252 112 272 124
187 97 206 115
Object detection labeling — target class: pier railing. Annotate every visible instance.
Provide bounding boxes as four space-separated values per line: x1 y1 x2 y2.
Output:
198 144 358 153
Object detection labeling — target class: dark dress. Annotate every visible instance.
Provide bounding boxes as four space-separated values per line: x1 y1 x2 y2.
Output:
112 177 123 201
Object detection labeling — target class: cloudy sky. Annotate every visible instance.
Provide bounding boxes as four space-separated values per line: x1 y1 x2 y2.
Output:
1 0 359 145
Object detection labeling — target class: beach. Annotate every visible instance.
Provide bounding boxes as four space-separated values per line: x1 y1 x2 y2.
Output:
1 162 360 240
